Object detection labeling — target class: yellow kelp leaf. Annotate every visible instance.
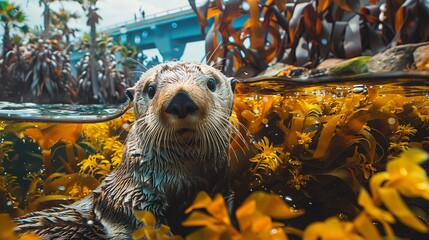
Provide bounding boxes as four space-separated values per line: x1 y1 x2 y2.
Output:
135 211 157 227
207 194 231 225
185 192 230 226
132 227 147 240
284 116 304 149
236 200 257 231
185 191 213 214
23 123 82 150
262 227 288 240
353 213 382 240
378 187 428 233
385 149 429 199
312 114 343 159
389 147 428 165
182 211 218 227
185 224 227 240
133 211 179 240
357 188 394 223
303 217 363 240
143 228 157 240
0 214 17 240
236 200 277 232
251 214 273 232
369 171 389 201
0 214 41 240
245 191 304 219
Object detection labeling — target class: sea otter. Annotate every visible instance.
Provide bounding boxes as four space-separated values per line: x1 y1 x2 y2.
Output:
15 61 239 239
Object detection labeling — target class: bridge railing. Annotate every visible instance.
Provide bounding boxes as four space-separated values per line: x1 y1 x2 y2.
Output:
99 5 193 32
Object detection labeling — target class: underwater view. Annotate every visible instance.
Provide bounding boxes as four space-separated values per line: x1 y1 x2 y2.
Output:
2 73 429 239
1 0 429 239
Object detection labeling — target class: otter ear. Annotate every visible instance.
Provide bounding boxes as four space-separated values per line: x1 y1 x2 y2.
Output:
230 78 237 92
126 88 135 101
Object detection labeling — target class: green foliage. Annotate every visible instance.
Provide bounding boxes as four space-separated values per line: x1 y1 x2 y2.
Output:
1 40 77 103
75 33 133 104
0 0 27 58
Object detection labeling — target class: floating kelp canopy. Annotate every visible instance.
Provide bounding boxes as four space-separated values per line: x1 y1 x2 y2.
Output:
1 70 429 239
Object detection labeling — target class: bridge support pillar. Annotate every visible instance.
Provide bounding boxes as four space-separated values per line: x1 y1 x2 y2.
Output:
154 31 186 61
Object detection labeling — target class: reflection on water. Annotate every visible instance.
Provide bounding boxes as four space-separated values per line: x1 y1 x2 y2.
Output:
0 100 132 122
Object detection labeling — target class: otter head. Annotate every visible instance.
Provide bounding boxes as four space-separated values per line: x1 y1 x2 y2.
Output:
126 61 236 160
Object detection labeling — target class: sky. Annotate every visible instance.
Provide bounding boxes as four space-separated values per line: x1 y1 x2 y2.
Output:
12 0 206 61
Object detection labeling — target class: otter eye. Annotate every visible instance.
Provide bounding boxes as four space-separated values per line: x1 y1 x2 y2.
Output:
207 78 216 92
147 85 156 99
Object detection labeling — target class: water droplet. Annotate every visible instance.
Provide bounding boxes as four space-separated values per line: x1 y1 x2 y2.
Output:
87 220 94 225
58 186 65 191
388 118 396 125
353 85 364 93
6 201 12 206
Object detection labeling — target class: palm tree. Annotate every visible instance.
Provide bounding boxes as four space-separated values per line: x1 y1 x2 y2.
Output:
39 0 56 40
0 0 26 58
51 7 80 52
77 0 102 102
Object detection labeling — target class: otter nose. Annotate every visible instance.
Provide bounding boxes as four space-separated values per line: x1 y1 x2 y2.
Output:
165 91 199 119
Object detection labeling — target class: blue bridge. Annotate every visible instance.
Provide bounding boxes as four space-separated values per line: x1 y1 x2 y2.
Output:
101 5 202 61
98 5 247 61
70 5 247 74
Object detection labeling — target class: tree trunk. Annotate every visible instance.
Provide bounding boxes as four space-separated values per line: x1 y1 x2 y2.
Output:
3 25 11 59
89 6 100 103
42 1 50 40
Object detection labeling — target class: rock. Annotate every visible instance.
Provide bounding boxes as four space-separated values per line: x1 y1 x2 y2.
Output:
368 42 429 72
413 44 429 70
316 58 345 69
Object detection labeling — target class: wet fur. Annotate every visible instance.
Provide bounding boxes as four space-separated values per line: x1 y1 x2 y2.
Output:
15 61 237 239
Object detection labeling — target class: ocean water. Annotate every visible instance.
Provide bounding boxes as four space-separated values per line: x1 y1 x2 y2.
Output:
1 72 429 238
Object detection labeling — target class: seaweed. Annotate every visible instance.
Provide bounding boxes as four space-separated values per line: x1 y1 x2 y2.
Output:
1 80 429 239
0 110 133 215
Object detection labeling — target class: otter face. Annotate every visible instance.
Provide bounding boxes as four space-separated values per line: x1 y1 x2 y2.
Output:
126 62 236 145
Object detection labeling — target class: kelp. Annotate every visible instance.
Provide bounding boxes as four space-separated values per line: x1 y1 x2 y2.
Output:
133 211 183 240
303 149 429 240
230 80 429 237
0 214 40 240
189 0 429 76
0 110 133 216
2 80 429 238
183 191 303 240
177 149 429 240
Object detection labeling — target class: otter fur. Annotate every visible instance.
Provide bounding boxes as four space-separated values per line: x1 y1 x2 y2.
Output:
15 61 238 239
